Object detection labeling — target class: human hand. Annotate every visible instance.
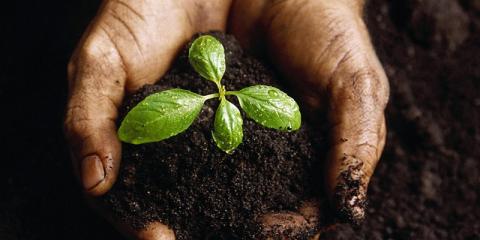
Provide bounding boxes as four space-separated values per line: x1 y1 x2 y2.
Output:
64 0 231 238
65 0 389 238
230 0 389 233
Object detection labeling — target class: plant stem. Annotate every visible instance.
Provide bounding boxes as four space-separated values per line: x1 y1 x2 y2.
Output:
217 82 227 99
225 91 238 96
203 93 220 100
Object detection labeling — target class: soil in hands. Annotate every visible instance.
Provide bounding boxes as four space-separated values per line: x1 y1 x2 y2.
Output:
101 33 329 240
2 0 479 239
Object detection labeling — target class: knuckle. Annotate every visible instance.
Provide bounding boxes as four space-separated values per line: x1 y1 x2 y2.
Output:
355 142 378 163
76 33 123 74
74 35 126 88
64 90 119 140
80 37 107 60
67 36 112 88
64 103 92 141
330 66 389 109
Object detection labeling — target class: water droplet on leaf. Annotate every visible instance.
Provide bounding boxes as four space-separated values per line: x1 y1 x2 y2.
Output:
268 89 278 97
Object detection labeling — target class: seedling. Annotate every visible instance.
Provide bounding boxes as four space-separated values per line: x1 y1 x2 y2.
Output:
118 35 301 153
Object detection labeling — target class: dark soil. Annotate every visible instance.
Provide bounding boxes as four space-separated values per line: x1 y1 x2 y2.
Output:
1 0 479 239
102 32 326 240
321 0 480 239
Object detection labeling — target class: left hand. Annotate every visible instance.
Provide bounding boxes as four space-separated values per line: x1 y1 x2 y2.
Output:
229 0 389 237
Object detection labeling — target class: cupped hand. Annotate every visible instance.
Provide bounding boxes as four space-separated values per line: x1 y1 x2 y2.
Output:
230 0 389 228
65 0 389 239
65 0 230 238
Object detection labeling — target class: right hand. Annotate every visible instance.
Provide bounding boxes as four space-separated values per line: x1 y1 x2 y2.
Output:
64 0 231 238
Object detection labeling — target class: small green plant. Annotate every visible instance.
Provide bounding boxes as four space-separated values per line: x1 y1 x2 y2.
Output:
118 35 301 153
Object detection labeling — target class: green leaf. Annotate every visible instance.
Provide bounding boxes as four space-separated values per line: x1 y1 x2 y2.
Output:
188 35 226 83
212 98 243 154
118 89 205 144
234 85 301 131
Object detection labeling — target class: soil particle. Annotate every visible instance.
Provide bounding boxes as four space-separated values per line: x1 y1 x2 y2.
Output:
333 157 367 226
102 32 327 240
392 0 470 52
420 168 441 200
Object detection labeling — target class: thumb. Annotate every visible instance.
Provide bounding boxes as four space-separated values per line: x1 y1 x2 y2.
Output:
255 0 389 225
325 66 388 225
64 33 126 196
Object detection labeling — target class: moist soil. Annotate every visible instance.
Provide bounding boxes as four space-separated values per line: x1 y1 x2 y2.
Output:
102 32 328 240
1 0 479 239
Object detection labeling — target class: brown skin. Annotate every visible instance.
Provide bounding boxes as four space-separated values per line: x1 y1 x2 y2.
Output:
64 0 389 238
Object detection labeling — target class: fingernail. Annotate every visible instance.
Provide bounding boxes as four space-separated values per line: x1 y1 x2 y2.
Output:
81 155 105 191
334 157 367 225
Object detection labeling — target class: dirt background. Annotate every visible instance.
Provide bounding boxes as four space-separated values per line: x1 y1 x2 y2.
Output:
1 0 479 239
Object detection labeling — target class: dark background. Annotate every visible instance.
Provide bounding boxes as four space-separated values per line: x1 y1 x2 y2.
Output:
2 1 123 239
2 0 479 239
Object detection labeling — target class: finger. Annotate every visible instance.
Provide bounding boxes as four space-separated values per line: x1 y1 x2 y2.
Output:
65 35 126 196
378 116 387 155
86 197 175 240
259 201 320 239
319 21 389 225
254 0 389 224
76 0 227 93
228 0 269 51
259 212 314 240
65 0 202 196
95 0 232 92
121 222 175 240
326 106 387 225
136 222 175 240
